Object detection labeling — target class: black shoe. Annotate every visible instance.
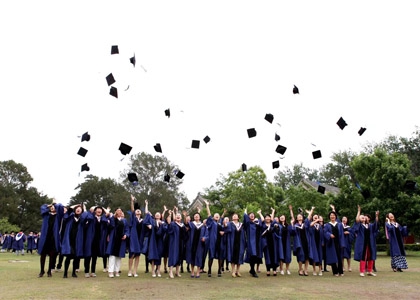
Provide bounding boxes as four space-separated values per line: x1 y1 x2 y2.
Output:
217 271 222 277
397 268 403 272
63 274 68 278
208 273 212 277
200 270 207 273
38 272 45 278
145 270 149 273
164 269 168 273
72 273 77 278
323 269 329 272
221 267 225 272
252 273 258 278
47 272 52 277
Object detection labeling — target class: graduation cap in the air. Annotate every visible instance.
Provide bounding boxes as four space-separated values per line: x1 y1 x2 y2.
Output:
247 128 257 138
175 170 185 179
164 109 170 118
361 189 371 199
358 127 366 136
405 180 417 190
77 147 88 157
81 163 90 172
154 143 162 153
337 117 347 130
81 132 90 142
110 87 118 98
312 150 322 159
127 173 139 186
119 143 132 155
106 73 116 86
242 163 247 172
111 45 119 55
317 185 326 194
203 136 211 144
130 54 136 67
275 133 280 142
272 160 280 169
164 174 170 182
191 140 200 149
275 145 287 155
264 113 274 124
293 85 299 94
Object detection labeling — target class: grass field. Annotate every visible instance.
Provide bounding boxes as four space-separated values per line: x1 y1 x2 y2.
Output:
0 251 419 300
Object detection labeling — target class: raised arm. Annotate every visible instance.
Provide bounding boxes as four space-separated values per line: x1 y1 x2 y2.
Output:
355 205 361 223
270 207 275 221
289 205 295 222
221 208 227 219
162 205 168 220
306 206 315 221
145 199 149 214
130 194 135 213
204 199 211 218
257 209 263 221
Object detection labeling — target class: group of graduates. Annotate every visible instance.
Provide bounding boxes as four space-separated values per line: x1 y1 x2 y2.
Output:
1 231 38 254
36 197 409 279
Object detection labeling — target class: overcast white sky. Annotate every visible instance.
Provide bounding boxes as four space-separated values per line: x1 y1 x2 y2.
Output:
1 1 419 205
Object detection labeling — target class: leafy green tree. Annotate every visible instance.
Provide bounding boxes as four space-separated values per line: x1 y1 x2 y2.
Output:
0 217 20 234
319 150 357 186
120 152 188 214
70 175 130 212
274 163 319 190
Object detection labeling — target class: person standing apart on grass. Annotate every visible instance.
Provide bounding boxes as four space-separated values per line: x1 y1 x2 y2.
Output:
353 206 379 277
106 208 130 278
14 230 26 255
126 195 144 278
341 216 354 272
38 201 65 277
323 205 346 276
385 212 408 272
27 231 37 254
243 208 262 278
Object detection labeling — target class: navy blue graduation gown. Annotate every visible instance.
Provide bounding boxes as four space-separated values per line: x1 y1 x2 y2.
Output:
186 221 208 266
261 221 279 266
61 211 89 257
385 222 408 257
342 223 354 259
167 221 186 267
243 213 262 261
106 217 130 258
353 221 378 261
126 211 143 255
38 203 65 254
144 213 167 262
83 212 108 257
226 221 245 264
323 220 346 264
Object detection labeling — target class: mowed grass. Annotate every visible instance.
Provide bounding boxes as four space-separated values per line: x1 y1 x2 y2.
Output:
1 252 419 300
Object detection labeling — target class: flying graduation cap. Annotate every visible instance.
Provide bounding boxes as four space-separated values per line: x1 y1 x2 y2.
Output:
164 109 170 118
275 145 287 155
77 147 88 157
203 136 211 144
358 127 366 136
175 170 185 179
164 174 170 182
106 73 116 86
272 161 280 169
312 150 322 159
318 185 326 194
242 163 247 172
264 113 274 124
111 45 119 55
81 163 90 172
247 128 257 138
336 117 347 130
130 54 136 67
274 133 280 142
110 87 118 98
293 85 299 94
81 132 90 142
119 143 132 155
191 140 200 149
127 173 139 186
154 143 162 153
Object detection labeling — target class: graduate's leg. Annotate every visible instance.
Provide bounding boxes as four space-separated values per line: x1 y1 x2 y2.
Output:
56 253 64 270
91 255 98 274
134 255 140 276
151 260 156 277
128 254 134 275
84 256 91 275
304 260 309 275
175 264 181 277
108 255 116 276
72 257 80 277
39 253 46 276
367 260 374 273
208 258 213 277
115 257 121 275
164 256 168 273
48 251 57 276
217 259 222 276
190 263 196 277
145 255 149 273
63 256 71 278
298 261 303 275
169 265 174 278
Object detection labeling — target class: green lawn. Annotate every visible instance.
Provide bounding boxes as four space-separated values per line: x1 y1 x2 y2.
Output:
1 251 419 300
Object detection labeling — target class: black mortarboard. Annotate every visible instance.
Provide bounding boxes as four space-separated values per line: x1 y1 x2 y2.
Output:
242 163 247 172
405 180 417 190
191 140 200 149
264 113 274 124
134 202 140 210
203 136 211 144
165 109 170 118
127 173 138 183
247 128 257 138
318 185 326 194
81 163 90 172
77 147 88 157
293 85 299 94
275 133 280 142
119 143 132 155
337 117 347 130
312 150 322 159
110 87 118 98
130 54 136 67
154 143 162 153
106 73 116 86
111 45 119 55
175 170 185 179
358 127 366 136
275 145 287 155
361 189 371 199
81 132 90 142
164 174 170 182
272 160 280 169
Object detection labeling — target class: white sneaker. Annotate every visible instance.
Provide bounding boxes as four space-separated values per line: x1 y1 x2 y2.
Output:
286 270 291 275
103 268 107 273
367 272 377 277
108 273 114 278
360 273 365 277
318 271 323 276
134 273 139 278
280 270 284 275
313 272 317 276
115 273 120 277
128 273 133 277
91 273 97 277
85 273 90 278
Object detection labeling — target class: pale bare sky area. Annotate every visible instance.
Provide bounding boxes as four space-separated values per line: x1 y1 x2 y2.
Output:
1 1 419 204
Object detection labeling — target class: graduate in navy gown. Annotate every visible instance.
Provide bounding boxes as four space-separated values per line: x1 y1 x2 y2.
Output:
1 232 10 252
341 216 354 272
185 209 208 278
61 204 87 278
226 213 245 278
126 195 144 277
385 212 408 272
309 213 324 276
277 214 292 275
83 206 109 278
259 208 279 276
38 202 65 277
14 230 26 255
203 200 226 277
144 205 168 278
323 205 346 276
353 205 379 277
26 231 37 254
243 208 262 278
166 209 187 278
106 208 130 278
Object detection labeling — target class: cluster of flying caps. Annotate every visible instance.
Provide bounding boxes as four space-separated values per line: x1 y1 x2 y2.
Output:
77 131 90 173
337 117 367 136
107 45 136 99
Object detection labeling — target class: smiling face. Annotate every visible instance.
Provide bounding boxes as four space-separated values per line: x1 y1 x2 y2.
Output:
74 206 83 215
329 212 336 222
193 213 201 222
155 212 161 220
232 213 239 222
279 215 286 223
342 216 347 224
264 214 271 223
214 213 220 222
